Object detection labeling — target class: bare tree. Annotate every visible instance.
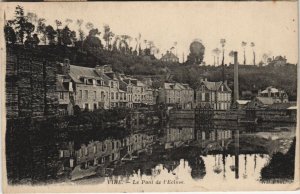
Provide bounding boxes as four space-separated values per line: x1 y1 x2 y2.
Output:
241 41 247 65
228 50 235 64
220 39 226 65
251 42 255 65
212 48 221 66
76 19 84 51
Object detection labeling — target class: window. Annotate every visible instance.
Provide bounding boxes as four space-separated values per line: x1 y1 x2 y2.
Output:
201 93 205 101
59 92 64 99
85 103 89 110
201 85 205 91
94 91 96 100
111 92 114 100
102 144 106 152
85 90 88 99
101 91 105 100
79 90 82 99
94 103 97 110
116 92 119 100
111 82 114 88
112 142 115 150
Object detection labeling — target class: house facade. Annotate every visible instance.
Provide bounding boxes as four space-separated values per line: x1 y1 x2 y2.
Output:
257 86 289 104
160 51 179 63
158 82 194 109
195 79 232 110
68 65 110 111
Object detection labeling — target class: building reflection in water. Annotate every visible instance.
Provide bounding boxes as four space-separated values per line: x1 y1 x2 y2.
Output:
7 116 274 185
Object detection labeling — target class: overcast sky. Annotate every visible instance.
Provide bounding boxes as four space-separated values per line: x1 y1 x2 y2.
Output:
2 1 298 64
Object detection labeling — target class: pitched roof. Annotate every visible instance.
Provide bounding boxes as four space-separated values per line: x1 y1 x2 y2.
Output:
56 75 70 92
69 65 102 83
260 87 279 94
205 81 221 91
256 97 274 105
201 80 232 92
161 52 179 60
163 82 188 90
56 80 69 92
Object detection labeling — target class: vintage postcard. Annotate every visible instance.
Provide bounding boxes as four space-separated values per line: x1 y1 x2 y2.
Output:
0 1 299 193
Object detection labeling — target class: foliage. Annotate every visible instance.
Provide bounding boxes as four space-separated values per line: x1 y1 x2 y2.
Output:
83 28 103 49
4 23 17 44
14 5 27 43
61 26 76 46
260 138 295 181
45 25 57 45
187 40 205 65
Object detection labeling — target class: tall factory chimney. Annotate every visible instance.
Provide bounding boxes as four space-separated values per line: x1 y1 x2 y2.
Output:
234 51 239 102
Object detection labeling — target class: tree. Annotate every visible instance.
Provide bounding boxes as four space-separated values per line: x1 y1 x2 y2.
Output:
14 5 27 43
220 39 226 81
187 40 205 65
25 33 40 48
76 19 85 50
55 20 62 45
4 22 17 45
26 12 38 26
45 25 57 45
220 39 226 65
103 24 114 50
212 48 221 66
37 18 47 44
119 35 131 53
113 35 121 51
241 41 247 65
83 28 103 49
228 50 235 64
24 22 35 37
61 26 76 46
251 42 256 66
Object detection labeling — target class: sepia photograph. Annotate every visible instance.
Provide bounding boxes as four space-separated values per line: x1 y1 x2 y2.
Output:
0 1 299 192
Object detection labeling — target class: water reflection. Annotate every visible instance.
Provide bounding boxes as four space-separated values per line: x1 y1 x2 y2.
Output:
6 118 296 185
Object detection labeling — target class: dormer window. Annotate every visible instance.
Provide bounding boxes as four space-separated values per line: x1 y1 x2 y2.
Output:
201 85 205 91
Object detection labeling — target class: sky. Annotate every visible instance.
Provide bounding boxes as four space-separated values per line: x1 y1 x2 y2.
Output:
2 1 298 64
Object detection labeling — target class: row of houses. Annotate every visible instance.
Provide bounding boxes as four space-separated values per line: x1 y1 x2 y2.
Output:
56 60 291 115
56 60 157 115
56 61 233 114
58 132 155 171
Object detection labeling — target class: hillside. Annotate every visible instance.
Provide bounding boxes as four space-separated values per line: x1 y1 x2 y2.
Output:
7 45 297 101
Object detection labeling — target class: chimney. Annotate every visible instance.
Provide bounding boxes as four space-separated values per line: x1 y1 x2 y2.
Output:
63 58 70 74
234 51 239 101
273 56 275 60
95 65 105 75
268 87 271 97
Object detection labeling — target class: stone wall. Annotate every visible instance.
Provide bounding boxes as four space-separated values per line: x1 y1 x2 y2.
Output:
6 49 58 118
